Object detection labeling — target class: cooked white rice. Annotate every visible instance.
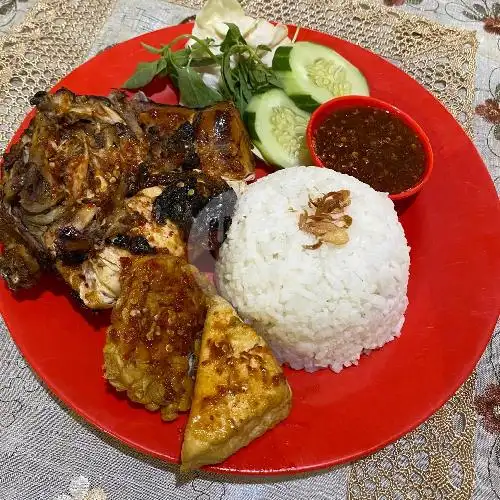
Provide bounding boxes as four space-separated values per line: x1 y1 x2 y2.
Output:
215 166 410 373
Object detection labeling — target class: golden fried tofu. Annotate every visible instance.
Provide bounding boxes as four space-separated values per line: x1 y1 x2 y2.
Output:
103 255 209 421
181 296 292 470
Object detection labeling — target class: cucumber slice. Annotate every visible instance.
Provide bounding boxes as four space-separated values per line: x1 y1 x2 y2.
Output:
244 89 311 169
273 42 369 111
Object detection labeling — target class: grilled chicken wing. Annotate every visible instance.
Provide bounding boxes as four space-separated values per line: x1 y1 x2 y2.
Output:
103 255 213 420
181 296 292 470
194 101 255 181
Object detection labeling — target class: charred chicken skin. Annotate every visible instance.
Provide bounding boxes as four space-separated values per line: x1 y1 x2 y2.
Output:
0 89 147 288
56 186 187 309
103 255 213 421
0 89 253 305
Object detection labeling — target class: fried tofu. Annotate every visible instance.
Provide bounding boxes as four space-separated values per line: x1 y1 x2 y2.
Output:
181 296 292 470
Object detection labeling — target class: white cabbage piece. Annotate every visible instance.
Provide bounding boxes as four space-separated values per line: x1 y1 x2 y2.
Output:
188 0 291 91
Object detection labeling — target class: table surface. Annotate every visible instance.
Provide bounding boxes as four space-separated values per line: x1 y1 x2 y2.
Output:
0 1 499 499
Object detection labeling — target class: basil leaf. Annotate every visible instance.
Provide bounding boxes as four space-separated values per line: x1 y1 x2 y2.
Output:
190 39 214 60
141 43 163 55
190 57 220 68
240 82 253 106
122 60 160 89
236 65 252 101
171 48 190 68
220 23 247 53
265 72 284 89
231 63 254 114
256 44 272 52
164 50 180 86
221 52 236 94
177 67 223 108
173 40 219 70
156 57 169 77
251 68 267 86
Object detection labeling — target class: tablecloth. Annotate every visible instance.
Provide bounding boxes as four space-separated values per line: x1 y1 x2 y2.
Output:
0 1 498 498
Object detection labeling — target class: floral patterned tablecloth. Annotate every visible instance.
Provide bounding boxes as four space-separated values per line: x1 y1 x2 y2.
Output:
381 5 500 497
0 1 498 499
391 0 500 188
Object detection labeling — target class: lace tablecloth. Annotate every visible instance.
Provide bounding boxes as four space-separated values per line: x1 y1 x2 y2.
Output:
0 1 499 499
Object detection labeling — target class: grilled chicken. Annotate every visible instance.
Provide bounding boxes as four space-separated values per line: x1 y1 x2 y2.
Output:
193 101 255 180
0 90 147 284
56 247 130 309
0 212 42 289
103 255 214 421
0 89 253 305
56 186 187 308
129 95 254 181
181 296 292 470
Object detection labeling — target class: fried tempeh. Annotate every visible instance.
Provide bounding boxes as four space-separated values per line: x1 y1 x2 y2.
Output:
103 255 210 421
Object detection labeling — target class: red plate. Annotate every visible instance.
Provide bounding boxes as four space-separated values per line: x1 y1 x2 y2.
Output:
2 24 500 475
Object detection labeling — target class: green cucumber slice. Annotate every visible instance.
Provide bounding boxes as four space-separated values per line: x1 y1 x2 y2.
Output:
244 89 311 169
273 42 369 111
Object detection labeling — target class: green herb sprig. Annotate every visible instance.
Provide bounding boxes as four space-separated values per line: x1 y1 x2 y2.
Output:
123 24 283 114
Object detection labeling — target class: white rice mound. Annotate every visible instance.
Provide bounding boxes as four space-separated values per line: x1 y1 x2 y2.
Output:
215 166 410 373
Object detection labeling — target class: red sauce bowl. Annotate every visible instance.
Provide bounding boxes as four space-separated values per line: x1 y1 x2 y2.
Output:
306 96 434 201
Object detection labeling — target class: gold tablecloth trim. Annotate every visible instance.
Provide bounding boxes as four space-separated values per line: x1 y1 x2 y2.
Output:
0 0 117 151
0 0 477 497
349 375 476 499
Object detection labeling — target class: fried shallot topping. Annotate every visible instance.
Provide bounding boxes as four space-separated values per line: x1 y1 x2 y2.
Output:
298 190 352 250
